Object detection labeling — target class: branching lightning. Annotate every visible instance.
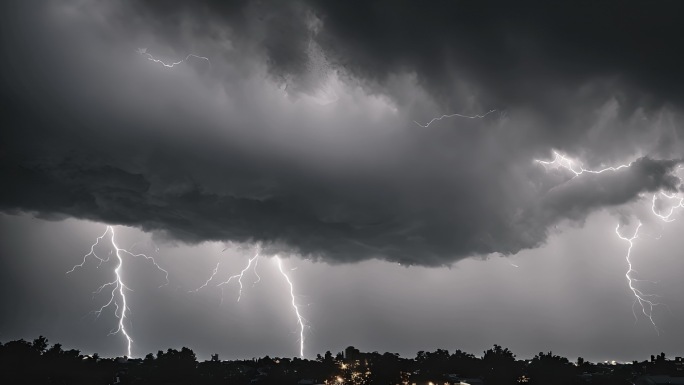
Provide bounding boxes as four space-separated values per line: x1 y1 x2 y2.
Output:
216 249 261 302
535 150 632 175
413 109 497 128
275 255 306 358
191 247 261 302
67 227 111 273
651 190 684 222
191 247 307 357
137 48 210 68
536 150 683 332
67 225 169 357
615 222 662 333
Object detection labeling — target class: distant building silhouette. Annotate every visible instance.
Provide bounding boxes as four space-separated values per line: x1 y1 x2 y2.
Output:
344 346 360 362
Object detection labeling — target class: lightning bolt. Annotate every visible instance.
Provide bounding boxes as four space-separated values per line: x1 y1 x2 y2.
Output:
191 248 307 357
190 261 221 293
275 255 306 358
67 225 169 357
190 247 261 302
651 190 684 222
535 150 632 175
216 249 261 302
615 222 662 333
67 227 111 273
137 47 210 68
536 150 682 332
252 255 262 286
413 109 497 128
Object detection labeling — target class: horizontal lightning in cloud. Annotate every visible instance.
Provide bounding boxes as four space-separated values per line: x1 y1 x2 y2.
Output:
413 109 497 128
535 150 632 176
137 48 210 68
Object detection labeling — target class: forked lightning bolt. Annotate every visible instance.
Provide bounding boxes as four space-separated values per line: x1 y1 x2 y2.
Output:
67 225 169 357
536 151 682 332
275 256 306 358
191 248 307 357
216 249 261 303
190 247 261 302
137 48 210 68
615 222 661 333
413 109 497 128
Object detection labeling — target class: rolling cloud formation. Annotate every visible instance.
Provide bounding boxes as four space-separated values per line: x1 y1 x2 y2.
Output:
1 0 683 265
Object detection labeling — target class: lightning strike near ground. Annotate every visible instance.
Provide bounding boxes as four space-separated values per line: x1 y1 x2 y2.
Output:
137 47 210 68
413 109 497 128
536 150 682 332
615 222 661 333
275 256 306 358
67 225 169 357
190 247 308 357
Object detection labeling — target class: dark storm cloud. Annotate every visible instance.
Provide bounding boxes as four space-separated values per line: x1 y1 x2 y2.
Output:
1 0 682 266
540 157 682 220
306 0 684 110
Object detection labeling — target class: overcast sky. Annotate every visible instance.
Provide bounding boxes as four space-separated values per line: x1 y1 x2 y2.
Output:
1 0 683 362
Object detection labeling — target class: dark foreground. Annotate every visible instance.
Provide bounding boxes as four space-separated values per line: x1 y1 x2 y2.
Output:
1 337 682 385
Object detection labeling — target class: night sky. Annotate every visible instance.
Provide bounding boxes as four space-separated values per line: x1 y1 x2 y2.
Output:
1 0 683 362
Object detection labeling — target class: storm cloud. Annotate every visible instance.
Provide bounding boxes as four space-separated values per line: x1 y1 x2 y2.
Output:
1 0 682 266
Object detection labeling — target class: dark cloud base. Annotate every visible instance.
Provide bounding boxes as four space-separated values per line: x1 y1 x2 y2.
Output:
1 0 682 266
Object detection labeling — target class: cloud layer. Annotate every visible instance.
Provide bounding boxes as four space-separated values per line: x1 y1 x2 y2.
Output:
1 0 682 266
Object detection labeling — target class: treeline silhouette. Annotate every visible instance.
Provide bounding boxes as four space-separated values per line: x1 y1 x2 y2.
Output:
0 336 682 385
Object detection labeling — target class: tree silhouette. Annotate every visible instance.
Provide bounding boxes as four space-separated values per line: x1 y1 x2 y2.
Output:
0 336 677 385
482 344 521 385
528 351 576 385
